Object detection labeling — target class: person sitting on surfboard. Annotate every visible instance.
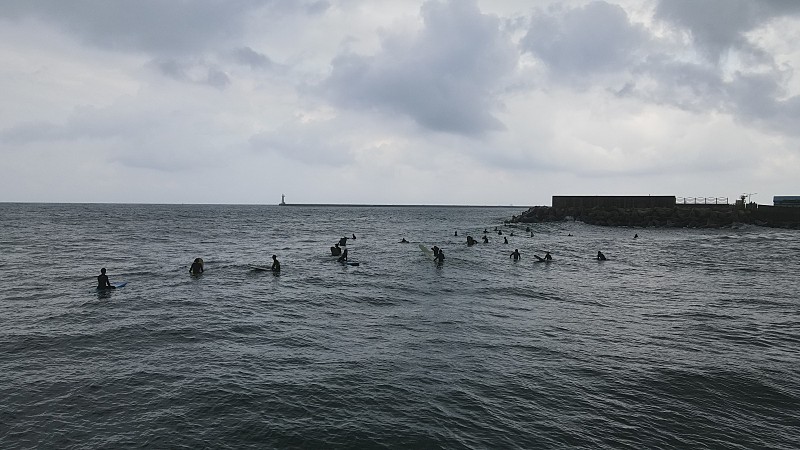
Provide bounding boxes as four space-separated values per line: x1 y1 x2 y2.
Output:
544 252 552 261
352 234 357 240
504 237 509 244
454 231 458 236
400 238 409 243
189 258 204 274
97 268 114 289
271 255 281 271
434 249 445 263
597 251 607 261
330 243 342 256
337 249 348 262
510 249 521 261
482 235 489 243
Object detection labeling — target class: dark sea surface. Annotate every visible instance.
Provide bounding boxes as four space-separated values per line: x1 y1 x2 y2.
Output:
1 203 798 449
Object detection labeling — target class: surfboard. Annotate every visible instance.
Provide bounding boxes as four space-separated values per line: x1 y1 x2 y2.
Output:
340 261 360 266
249 265 273 271
98 281 127 290
419 244 435 260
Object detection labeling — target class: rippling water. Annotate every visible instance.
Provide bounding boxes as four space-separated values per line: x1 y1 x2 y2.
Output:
1 203 798 448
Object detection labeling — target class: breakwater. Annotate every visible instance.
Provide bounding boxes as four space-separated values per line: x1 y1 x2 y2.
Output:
509 204 800 229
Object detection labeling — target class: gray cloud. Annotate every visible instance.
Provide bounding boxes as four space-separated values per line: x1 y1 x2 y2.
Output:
0 0 267 55
321 0 517 136
654 0 800 62
149 58 231 89
517 1 800 138
521 1 649 76
231 46 276 70
0 0 332 57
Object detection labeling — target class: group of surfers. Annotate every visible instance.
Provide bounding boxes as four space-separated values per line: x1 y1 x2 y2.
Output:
330 234 357 263
98 228 616 287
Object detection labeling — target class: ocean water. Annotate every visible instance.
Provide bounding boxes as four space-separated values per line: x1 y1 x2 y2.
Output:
1 203 798 449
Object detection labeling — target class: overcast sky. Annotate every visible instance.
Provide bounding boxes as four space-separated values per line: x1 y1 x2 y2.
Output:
2 0 799 205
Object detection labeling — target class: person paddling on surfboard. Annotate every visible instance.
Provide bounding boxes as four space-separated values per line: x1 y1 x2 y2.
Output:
97 268 115 289
271 255 281 271
190 258 204 274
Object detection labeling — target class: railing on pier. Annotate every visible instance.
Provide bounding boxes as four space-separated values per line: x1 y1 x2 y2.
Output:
677 197 729 205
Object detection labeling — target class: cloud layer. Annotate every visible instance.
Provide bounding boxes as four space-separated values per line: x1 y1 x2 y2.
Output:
1 0 799 205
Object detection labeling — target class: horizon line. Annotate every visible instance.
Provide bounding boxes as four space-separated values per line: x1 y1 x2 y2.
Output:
0 201 533 208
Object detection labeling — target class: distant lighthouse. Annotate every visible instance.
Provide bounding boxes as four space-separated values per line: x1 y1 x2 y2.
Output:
279 194 286 206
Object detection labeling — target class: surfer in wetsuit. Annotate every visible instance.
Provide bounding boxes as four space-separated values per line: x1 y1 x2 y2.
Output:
597 251 607 261
338 236 348 246
466 236 477 246
482 235 489 243
189 258 204 274
352 234 357 240
504 237 509 244
434 249 445 264
544 251 552 261
454 231 458 236
400 238 409 243
510 249 521 261
271 255 281 271
338 249 348 262
97 268 114 289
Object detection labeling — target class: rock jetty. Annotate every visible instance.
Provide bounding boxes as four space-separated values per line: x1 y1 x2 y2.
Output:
508 204 800 229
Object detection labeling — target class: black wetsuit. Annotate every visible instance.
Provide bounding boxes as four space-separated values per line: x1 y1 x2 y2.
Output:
97 274 112 288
